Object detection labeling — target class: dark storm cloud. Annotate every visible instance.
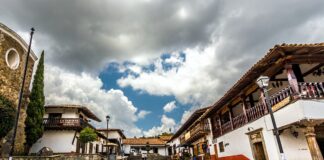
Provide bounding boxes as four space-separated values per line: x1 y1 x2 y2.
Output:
1 0 324 104
116 0 324 106
0 0 221 73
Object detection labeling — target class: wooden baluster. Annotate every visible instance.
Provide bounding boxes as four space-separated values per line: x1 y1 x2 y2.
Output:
319 82 324 97
308 83 313 98
315 82 323 97
312 83 319 98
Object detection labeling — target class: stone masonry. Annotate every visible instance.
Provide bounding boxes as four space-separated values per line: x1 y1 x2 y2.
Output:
0 23 36 156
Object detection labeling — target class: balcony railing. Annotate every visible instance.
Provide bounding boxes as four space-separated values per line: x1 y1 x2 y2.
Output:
212 81 324 138
43 118 95 130
180 120 210 144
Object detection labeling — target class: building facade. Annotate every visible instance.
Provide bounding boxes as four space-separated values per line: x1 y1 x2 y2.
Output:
168 107 212 160
0 23 37 155
171 43 324 160
97 128 126 157
29 104 106 155
123 137 170 157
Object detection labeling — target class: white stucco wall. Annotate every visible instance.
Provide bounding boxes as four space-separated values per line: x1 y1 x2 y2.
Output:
123 144 168 156
264 100 324 130
43 108 79 118
108 131 121 139
30 130 77 153
123 144 131 154
213 114 313 160
167 137 180 154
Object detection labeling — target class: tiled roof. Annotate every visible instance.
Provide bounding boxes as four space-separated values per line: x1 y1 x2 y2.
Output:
205 43 324 117
170 106 210 141
159 135 172 141
123 138 167 145
45 104 101 122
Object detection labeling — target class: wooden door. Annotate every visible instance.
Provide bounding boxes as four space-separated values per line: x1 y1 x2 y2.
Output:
89 143 93 154
214 144 218 160
254 142 266 160
76 139 81 153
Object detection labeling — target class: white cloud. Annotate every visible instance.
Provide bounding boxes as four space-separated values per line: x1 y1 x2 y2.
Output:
143 114 176 136
137 110 151 119
45 65 142 137
163 101 177 113
180 110 193 125
117 47 223 106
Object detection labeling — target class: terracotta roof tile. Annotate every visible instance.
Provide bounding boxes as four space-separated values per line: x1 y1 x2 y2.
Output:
123 138 166 145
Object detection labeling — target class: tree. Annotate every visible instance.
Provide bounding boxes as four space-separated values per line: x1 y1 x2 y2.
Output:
79 127 97 143
0 95 16 139
79 127 97 153
25 51 45 147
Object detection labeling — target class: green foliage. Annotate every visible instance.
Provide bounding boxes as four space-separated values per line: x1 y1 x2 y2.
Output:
79 127 97 143
25 51 45 146
0 95 16 139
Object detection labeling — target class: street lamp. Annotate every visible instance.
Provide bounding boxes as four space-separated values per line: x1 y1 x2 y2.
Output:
106 115 110 160
256 75 286 160
9 28 35 160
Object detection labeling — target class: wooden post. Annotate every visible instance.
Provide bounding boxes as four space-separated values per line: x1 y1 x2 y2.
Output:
218 117 222 136
228 109 234 130
241 96 249 123
285 64 300 94
304 126 323 160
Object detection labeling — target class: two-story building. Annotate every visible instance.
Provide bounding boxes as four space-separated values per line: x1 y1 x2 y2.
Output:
29 104 106 155
207 43 324 160
97 128 126 157
173 43 324 160
168 107 211 160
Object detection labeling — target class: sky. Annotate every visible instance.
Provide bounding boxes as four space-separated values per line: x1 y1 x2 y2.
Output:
1 0 324 137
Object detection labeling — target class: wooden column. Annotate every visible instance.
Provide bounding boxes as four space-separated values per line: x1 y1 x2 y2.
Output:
241 96 249 123
301 120 324 160
304 126 323 160
285 64 300 94
218 117 222 136
228 108 234 130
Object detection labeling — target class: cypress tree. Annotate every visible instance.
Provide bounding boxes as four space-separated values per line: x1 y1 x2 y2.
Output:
25 51 45 147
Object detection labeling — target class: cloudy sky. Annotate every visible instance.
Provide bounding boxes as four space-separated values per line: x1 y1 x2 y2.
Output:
1 0 324 137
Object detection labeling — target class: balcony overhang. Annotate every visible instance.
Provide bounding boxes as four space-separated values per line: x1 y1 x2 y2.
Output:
182 131 208 145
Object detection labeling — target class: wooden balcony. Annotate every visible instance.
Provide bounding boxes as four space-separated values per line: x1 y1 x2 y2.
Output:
212 81 324 138
43 118 95 130
180 120 210 145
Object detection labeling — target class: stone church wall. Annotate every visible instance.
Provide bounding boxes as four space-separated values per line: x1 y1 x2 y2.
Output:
0 23 37 155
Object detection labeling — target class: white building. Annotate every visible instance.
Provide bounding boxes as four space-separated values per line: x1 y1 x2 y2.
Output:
123 137 171 156
170 43 324 160
97 128 126 156
29 104 106 155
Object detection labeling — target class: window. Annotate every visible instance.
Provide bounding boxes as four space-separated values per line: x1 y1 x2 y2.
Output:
153 147 158 153
219 141 224 152
48 113 62 119
5 48 20 70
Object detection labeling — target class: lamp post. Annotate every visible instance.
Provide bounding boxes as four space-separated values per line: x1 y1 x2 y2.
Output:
256 75 286 160
9 28 35 160
106 115 110 160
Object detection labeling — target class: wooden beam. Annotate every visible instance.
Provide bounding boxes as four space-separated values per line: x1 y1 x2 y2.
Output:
302 63 324 77
286 55 324 64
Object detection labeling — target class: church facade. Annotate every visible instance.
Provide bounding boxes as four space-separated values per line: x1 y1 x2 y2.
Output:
0 23 37 155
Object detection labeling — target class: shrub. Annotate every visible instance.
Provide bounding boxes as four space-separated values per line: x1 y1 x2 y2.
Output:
0 95 16 139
